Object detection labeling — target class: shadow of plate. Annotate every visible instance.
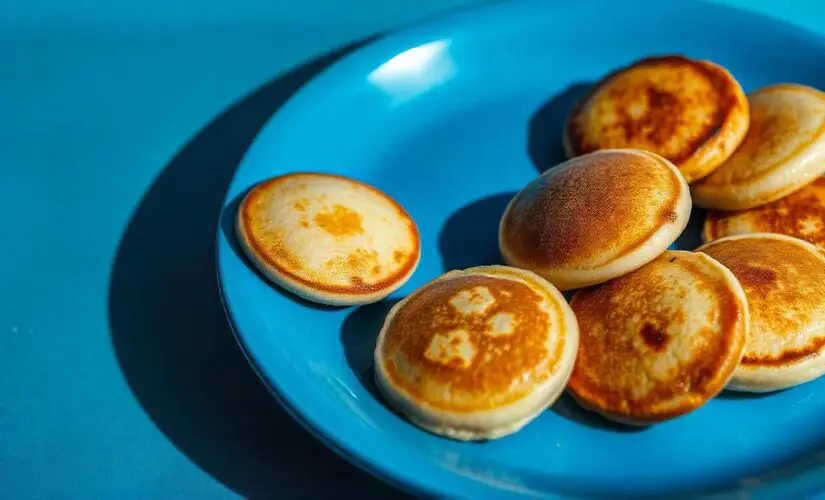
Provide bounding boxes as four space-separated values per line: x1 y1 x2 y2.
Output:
108 39 407 499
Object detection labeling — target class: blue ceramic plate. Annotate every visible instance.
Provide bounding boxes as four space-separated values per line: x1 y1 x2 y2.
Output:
217 0 825 497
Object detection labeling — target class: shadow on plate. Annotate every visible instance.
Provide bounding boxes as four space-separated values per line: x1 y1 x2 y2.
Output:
560 289 576 302
340 299 401 406
551 393 646 433
438 192 515 272
527 83 591 173
107 39 407 499
674 206 707 251
220 189 341 311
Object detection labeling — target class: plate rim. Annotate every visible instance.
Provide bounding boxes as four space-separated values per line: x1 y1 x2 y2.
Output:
216 0 825 497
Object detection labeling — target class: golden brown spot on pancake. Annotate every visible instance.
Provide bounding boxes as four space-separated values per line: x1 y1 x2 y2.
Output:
640 322 670 352
726 264 776 293
293 198 309 212
567 56 741 168
701 236 825 368
270 242 302 272
381 275 556 412
742 337 825 366
299 219 309 228
660 209 678 223
346 248 379 272
314 204 364 237
569 253 745 422
501 151 682 267
705 178 825 251
620 86 684 146
371 265 382 276
393 251 405 263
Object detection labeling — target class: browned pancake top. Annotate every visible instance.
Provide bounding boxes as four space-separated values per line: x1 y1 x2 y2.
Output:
501 150 684 269
705 177 825 253
380 270 566 412
569 251 747 422
567 56 743 168
699 235 825 368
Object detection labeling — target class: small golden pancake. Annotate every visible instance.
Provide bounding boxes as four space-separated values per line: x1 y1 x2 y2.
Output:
703 176 825 253
564 55 749 183
569 251 749 425
236 172 420 305
374 266 579 441
692 84 825 210
499 149 691 291
698 234 825 392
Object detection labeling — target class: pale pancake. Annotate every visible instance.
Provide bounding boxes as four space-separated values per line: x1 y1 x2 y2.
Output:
499 149 691 291
703 176 825 253
564 55 749 183
698 234 825 392
569 251 749 425
236 172 420 305
374 266 579 441
692 84 825 210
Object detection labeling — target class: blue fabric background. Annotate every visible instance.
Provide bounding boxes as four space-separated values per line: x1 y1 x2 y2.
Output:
1 1 824 498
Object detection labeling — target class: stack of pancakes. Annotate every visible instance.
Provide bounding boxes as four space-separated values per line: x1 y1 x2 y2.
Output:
237 55 825 441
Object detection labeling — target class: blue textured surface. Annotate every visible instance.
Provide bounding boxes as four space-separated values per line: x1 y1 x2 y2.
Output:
2 0 825 498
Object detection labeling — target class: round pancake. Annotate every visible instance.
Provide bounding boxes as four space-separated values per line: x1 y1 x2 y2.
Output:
236 172 420 306
374 266 579 441
564 55 749 183
499 149 691 291
697 234 825 392
568 251 749 425
703 176 825 253
692 84 825 210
